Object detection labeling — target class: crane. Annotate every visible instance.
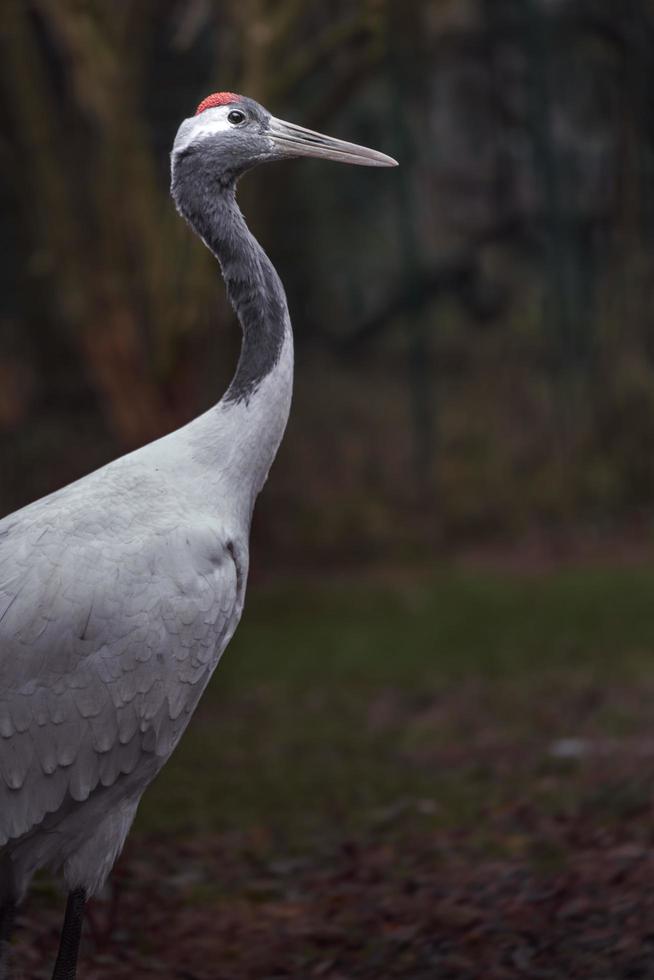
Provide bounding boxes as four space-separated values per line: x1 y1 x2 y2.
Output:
0 93 396 978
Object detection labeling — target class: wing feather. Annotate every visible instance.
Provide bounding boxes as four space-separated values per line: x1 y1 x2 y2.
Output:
0 472 242 846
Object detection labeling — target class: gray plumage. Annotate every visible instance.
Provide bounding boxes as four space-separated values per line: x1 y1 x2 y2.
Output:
0 450 247 896
0 91 395 976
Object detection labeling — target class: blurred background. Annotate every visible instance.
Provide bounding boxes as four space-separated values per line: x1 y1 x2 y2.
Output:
4 0 654 561
4 1 654 977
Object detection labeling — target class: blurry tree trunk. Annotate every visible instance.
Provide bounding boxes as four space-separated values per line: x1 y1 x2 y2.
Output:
521 0 596 498
479 0 513 222
523 0 571 371
615 2 654 248
387 2 435 493
0 0 218 447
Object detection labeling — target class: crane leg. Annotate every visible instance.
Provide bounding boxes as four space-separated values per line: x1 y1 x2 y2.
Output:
51 889 86 980
0 901 16 980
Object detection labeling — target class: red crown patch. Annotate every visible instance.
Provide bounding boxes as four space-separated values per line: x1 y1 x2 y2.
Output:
195 92 241 115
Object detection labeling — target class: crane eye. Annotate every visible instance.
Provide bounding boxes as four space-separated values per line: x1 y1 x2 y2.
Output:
227 109 246 125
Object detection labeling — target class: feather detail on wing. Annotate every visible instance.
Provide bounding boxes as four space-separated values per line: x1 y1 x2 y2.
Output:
0 487 243 847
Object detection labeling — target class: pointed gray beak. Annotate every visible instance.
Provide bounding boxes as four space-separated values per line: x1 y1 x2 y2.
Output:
268 117 398 168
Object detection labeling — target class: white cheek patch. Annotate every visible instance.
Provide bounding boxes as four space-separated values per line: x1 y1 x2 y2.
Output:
173 107 235 155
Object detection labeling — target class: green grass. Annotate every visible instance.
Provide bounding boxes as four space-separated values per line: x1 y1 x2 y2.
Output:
136 563 654 851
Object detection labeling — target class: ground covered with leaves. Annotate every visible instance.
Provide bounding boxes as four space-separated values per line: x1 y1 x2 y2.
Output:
11 562 654 978
16 818 654 979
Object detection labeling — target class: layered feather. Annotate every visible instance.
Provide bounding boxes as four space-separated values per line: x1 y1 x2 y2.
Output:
0 456 242 854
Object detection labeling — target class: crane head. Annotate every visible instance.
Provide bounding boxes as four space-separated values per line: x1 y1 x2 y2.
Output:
171 92 398 180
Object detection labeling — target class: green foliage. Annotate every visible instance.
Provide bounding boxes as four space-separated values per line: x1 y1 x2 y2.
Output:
137 563 654 847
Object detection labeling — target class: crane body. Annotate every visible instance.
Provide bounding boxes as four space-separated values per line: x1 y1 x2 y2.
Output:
0 93 395 978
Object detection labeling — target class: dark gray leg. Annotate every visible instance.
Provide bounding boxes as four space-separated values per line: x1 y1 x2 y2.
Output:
0 901 15 980
51 889 86 980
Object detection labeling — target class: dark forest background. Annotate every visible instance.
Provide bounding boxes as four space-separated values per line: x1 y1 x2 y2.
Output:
3 0 654 565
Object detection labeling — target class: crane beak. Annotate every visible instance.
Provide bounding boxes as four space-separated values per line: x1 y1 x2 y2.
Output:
268 117 398 168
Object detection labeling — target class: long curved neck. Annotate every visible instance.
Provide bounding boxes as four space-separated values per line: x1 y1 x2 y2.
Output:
171 164 294 513
189 183 289 403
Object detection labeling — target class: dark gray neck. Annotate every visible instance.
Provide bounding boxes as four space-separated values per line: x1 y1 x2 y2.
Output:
171 154 288 404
